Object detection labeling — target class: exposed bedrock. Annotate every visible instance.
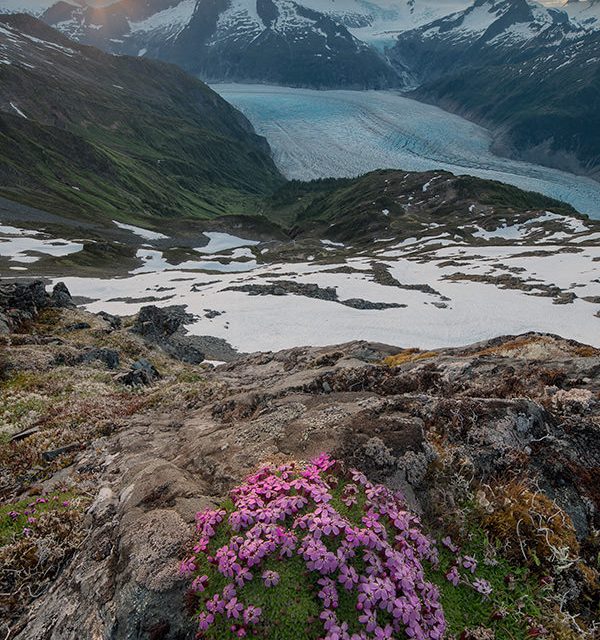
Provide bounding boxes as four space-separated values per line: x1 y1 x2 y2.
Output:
11 330 599 639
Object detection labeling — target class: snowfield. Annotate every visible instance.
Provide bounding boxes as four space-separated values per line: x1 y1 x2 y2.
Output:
50 230 600 353
215 84 600 219
0 223 84 264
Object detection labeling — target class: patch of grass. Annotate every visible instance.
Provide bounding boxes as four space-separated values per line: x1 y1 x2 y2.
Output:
383 349 438 367
429 531 541 638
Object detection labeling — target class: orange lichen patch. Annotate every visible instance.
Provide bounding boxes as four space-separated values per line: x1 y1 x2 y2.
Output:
479 482 580 571
383 349 438 367
574 345 600 357
473 335 599 360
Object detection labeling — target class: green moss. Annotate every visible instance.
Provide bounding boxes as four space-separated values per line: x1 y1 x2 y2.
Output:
428 530 541 638
189 473 545 640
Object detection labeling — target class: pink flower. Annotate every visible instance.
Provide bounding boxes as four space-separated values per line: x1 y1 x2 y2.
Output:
243 605 262 625
179 557 196 577
461 555 478 574
205 594 225 615
445 566 460 586
197 612 214 631
225 597 244 620
441 536 459 554
185 457 449 640
191 575 208 592
473 578 493 597
358 609 377 633
262 570 280 587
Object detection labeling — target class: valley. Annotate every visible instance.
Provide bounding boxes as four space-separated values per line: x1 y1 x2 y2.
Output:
1 14 598 360
215 84 600 219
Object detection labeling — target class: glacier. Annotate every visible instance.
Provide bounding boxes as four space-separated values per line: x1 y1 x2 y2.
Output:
215 84 600 219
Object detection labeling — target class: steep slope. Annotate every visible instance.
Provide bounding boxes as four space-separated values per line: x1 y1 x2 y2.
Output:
0 14 283 223
2 295 599 639
389 0 600 179
40 0 400 88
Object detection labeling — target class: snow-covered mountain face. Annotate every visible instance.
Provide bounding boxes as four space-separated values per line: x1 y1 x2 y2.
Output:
562 0 600 31
0 0 84 15
39 0 402 87
407 0 582 48
388 0 600 180
37 0 474 49
295 0 472 48
389 0 596 82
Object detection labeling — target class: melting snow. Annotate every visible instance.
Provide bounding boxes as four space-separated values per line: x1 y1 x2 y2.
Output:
112 220 169 241
196 232 260 254
0 224 83 263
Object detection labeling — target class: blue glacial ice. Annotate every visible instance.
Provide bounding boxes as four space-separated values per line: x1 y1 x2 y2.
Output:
215 84 600 219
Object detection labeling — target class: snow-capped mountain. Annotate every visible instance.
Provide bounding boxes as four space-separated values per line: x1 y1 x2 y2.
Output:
38 0 401 87
0 0 83 15
298 0 472 48
389 0 596 85
562 0 600 31
389 0 600 179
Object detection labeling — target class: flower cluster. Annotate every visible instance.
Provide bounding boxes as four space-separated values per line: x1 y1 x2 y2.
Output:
183 455 491 639
2 491 76 537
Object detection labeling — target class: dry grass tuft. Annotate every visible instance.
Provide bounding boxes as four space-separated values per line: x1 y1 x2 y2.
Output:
478 482 579 571
383 349 438 367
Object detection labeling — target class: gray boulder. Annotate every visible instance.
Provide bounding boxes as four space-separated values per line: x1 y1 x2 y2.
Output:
51 282 75 308
133 306 205 365
77 348 120 370
118 358 161 386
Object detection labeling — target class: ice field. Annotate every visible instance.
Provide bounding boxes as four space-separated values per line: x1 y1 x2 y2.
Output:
215 84 600 219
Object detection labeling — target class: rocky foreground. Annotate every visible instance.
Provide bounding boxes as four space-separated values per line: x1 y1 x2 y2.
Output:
1 281 599 639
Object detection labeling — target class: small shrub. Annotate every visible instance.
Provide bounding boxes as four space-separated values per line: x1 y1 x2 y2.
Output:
0 490 89 626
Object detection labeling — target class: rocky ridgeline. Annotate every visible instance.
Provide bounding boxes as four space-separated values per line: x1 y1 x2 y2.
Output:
0 284 598 639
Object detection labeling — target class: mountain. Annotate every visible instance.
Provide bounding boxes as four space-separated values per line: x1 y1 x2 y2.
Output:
39 0 401 88
291 0 473 48
0 13 283 223
0 0 79 15
389 0 600 179
563 0 600 30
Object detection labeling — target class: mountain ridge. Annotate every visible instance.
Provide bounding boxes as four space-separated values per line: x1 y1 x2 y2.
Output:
38 0 401 88
0 13 284 222
389 0 600 181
